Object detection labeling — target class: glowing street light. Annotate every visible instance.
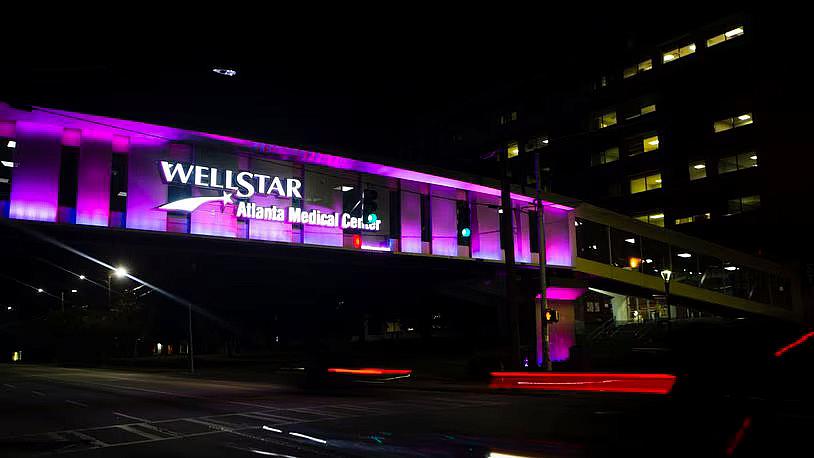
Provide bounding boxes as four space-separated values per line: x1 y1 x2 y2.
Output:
113 267 128 278
78 275 85 280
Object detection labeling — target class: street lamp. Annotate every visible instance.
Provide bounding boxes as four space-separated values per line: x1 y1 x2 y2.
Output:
660 269 673 322
78 275 85 280
108 266 128 307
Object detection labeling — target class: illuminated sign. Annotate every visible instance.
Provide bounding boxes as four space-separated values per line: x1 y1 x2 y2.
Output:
157 162 383 231
159 160 302 199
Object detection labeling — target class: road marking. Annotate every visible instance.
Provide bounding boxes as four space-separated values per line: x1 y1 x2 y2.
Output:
66 399 88 407
117 424 164 441
67 430 109 447
31 390 45 396
289 431 328 444
113 411 150 423
3 383 15 389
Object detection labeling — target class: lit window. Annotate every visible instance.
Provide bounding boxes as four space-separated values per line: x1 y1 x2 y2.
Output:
663 43 696 63
718 152 758 174
623 59 653 79
635 212 665 227
591 146 620 166
626 104 657 120
643 135 660 152
707 26 744 48
688 160 707 180
726 195 761 215
630 172 662 194
596 111 617 129
714 112 753 132
507 142 520 159
675 213 711 225
511 111 518 121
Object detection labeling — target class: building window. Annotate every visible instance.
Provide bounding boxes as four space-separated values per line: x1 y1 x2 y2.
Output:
635 212 665 227
675 213 711 225
595 111 617 129
714 113 753 132
688 160 707 180
623 59 653 79
58 146 80 223
0 138 14 203
726 195 761 215
719 152 758 174
630 172 662 194
109 153 128 227
525 135 549 152
643 135 660 153
507 141 520 159
707 26 744 48
626 104 657 120
663 43 696 63
590 146 620 166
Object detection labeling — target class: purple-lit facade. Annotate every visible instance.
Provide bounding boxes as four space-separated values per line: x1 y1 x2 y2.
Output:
0 102 582 361
0 102 576 266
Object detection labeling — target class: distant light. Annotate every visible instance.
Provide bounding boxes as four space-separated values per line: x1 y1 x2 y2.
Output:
113 267 128 278
37 288 43 293
117 191 127 197
629 257 642 269
352 234 362 249
366 213 378 224
461 227 471 237
725 27 744 38
688 44 697 52
693 164 706 169
71 289 78 293
6 140 16 148
542 139 549 144
645 258 654 263
6 306 11 311
661 269 673 282
750 155 758 160
212 68 237 77
262 425 282 433
333 185 354 192
725 266 738 271
650 213 664 219
655 179 662 183
79 275 85 280
624 238 636 244
1 160 14 168
498 208 504 214
648 139 660 146
663 54 676 62
738 114 751 121
677 252 692 258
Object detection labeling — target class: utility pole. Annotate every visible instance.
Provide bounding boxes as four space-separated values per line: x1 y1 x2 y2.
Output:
498 146 521 369
535 152 552 370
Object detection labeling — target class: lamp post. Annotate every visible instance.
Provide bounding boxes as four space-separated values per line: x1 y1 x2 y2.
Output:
108 266 128 308
660 269 673 322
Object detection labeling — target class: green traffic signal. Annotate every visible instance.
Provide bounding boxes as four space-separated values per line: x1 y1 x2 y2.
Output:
461 227 471 237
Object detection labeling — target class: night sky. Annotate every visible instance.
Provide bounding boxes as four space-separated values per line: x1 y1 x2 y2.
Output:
2 9 739 166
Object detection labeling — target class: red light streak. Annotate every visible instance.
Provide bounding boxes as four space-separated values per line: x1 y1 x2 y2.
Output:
725 416 752 456
774 331 814 358
489 372 676 394
327 368 412 376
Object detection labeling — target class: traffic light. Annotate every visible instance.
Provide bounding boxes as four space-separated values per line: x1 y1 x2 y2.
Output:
362 189 378 224
544 309 560 323
352 234 362 249
457 201 471 242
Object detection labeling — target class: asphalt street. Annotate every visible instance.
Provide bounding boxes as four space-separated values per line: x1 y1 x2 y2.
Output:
2 364 807 457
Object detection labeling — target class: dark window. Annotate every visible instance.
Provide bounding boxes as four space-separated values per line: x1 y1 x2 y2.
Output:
389 190 401 237
529 211 540 253
420 194 431 243
58 147 79 208
167 184 191 233
0 137 14 203
109 153 128 213
575 218 609 263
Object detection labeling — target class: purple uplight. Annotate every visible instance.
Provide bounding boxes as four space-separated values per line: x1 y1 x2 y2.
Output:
75 135 113 226
9 122 62 222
